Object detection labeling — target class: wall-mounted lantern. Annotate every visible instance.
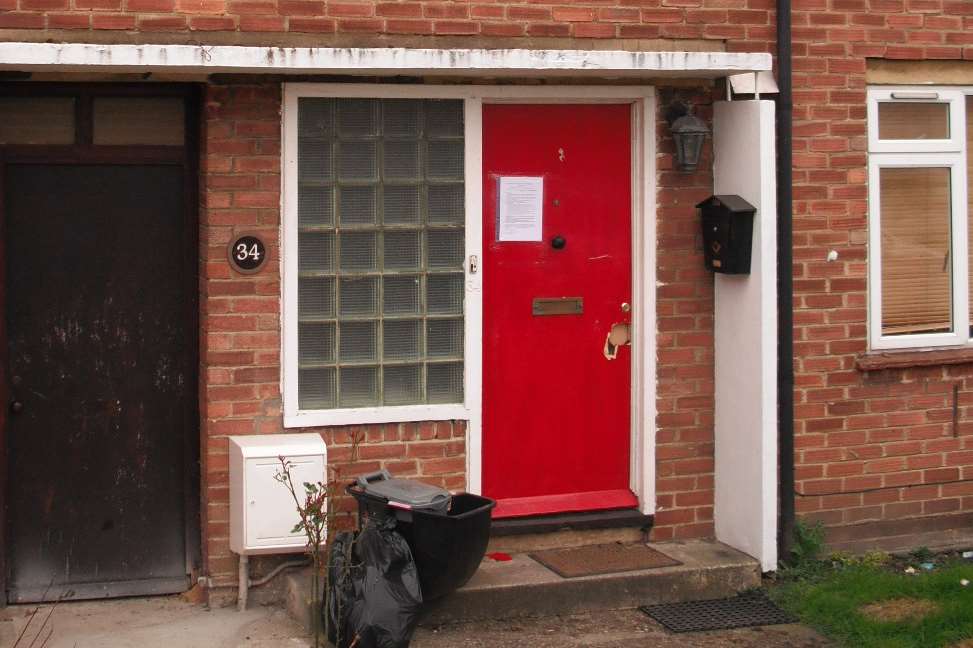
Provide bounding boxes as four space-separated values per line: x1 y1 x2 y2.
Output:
667 102 709 173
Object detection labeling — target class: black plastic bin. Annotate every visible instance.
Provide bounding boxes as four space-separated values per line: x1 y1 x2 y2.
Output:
348 484 496 601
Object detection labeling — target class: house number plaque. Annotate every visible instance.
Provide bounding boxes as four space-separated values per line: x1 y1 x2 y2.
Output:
228 234 268 274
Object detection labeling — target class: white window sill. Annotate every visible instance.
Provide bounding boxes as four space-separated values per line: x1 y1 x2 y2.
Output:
283 403 469 428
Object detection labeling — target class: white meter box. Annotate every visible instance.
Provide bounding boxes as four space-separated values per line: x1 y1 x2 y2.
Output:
229 433 327 555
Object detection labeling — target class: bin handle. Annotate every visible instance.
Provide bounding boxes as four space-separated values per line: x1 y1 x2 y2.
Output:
356 469 392 489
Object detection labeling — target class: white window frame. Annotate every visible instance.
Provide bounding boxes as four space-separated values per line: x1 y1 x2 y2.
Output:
281 83 657 514
867 86 970 350
867 87 965 154
281 86 476 427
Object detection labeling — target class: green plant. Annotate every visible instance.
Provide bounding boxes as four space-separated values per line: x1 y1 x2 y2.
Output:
275 428 363 648
782 519 826 568
772 559 973 648
829 551 857 569
776 519 829 582
827 550 890 571
275 458 330 648
859 550 890 569
792 519 826 564
910 546 934 564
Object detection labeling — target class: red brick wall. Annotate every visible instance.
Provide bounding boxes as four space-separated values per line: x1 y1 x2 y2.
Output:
15 0 973 568
0 0 765 569
200 81 286 583
199 81 467 590
652 87 717 542
788 0 973 543
0 0 773 43
194 78 722 591
196 81 720 587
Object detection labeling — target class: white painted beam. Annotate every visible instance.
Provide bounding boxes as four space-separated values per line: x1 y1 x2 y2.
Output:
0 42 772 77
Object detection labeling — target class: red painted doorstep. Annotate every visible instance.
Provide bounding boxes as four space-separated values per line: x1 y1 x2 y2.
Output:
492 489 639 519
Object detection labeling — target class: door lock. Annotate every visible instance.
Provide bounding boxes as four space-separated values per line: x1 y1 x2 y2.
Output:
620 302 631 313
469 255 478 275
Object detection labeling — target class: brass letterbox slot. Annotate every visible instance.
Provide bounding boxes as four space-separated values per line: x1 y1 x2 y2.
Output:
532 297 583 316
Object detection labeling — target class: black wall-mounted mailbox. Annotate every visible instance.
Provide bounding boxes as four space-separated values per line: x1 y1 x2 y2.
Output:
697 194 756 274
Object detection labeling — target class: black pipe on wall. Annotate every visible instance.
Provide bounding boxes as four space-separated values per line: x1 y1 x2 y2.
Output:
776 0 796 563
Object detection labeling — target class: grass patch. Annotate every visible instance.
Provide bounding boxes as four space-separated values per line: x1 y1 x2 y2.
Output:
859 597 940 623
771 561 973 648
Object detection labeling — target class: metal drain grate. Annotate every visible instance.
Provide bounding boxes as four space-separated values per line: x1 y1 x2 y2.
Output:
639 591 796 633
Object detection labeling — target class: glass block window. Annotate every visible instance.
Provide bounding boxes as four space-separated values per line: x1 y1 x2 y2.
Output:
296 98 465 409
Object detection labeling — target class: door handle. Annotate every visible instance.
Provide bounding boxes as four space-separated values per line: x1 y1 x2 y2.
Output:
10 400 23 414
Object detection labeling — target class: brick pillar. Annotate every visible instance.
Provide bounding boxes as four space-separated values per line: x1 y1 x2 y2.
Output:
652 87 717 542
199 80 284 590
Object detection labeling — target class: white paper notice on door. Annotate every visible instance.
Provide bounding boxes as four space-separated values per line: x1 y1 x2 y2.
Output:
497 176 543 242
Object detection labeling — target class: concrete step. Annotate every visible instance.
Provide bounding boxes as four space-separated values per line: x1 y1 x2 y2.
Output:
285 539 760 632
487 526 647 554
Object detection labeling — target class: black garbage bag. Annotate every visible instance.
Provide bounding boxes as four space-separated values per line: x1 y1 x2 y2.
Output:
325 518 423 648
326 530 361 648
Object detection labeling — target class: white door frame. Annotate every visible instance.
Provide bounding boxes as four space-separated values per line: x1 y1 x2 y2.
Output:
281 83 657 515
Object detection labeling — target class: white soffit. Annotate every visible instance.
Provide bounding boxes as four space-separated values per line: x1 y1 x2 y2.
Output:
0 42 772 78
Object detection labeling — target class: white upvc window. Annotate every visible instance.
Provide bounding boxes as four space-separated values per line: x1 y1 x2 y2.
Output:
867 87 972 350
282 87 479 427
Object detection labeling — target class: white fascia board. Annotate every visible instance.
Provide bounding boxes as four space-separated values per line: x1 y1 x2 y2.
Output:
0 42 772 78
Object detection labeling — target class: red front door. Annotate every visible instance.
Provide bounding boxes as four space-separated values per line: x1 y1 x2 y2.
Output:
482 104 636 518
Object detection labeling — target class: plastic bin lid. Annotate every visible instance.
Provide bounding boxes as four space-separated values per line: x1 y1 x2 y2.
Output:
357 470 450 510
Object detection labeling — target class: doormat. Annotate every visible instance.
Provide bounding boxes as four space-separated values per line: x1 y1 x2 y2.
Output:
639 591 796 633
529 542 680 578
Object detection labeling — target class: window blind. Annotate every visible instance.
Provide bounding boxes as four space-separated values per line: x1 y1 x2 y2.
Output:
877 101 949 140
880 166 952 336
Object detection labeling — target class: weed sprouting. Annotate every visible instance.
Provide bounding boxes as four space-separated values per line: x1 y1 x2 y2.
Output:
275 429 363 648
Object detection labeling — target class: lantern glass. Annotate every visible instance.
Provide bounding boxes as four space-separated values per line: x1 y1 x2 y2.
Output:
670 114 708 173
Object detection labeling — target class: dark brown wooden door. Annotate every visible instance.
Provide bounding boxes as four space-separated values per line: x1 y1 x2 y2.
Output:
4 164 195 602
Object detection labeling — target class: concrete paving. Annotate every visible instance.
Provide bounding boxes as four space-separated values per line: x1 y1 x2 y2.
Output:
0 597 831 648
414 609 832 647
0 540 790 648
0 597 312 648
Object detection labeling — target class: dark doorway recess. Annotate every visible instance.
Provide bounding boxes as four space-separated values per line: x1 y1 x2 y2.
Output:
0 84 200 604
